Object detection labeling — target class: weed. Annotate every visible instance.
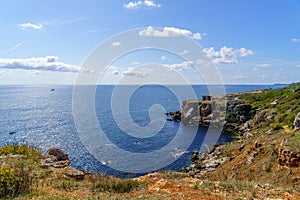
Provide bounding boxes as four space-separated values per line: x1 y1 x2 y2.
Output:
192 183 198 189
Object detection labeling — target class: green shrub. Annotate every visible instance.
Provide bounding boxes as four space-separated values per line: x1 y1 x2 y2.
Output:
192 183 199 189
273 123 283 130
0 163 32 198
0 144 41 159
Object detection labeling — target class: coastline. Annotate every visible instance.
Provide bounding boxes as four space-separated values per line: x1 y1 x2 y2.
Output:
0 83 300 199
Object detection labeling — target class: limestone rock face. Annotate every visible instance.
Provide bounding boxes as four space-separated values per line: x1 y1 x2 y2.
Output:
181 97 254 129
294 112 300 131
185 144 228 178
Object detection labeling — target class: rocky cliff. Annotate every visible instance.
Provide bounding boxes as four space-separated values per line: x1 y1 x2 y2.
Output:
186 82 300 194
180 96 255 134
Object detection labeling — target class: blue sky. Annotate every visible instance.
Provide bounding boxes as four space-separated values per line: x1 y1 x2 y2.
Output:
0 0 300 84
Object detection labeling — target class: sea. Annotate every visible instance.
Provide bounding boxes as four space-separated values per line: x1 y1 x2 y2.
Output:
0 84 286 177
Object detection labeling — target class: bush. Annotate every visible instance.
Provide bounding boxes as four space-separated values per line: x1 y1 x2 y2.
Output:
0 163 32 198
273 123 283 130
0 144 41 159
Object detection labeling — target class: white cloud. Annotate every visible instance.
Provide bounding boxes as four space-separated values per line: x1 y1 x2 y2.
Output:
122 67 150 77
0 56 80 73
193 33 202 40
19 22 43 30
296 64 300 68
180 50 189 55
144 0 161 8
202 46 254 64
107 65 119 71
106 65 119 75
124 1 143 9
253 63 271 71
291 38 300 43
139 26 202 40
239 47 254 57
163 61 194 70
111 41 122 47
112 70 119 75
0 70 5 75
26 71 41 76
124 0 161 9
256 63 270 67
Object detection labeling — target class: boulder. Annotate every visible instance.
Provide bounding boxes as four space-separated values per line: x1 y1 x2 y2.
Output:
64 166 85 180
46 147 69 161
41 147 70 168
294 112 300 131
191 151 199 162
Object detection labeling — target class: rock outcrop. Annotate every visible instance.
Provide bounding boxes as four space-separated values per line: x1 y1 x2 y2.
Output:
64 166 85 180
41 147 85 180
185 144 228 178
278 142 300 168
180 96 255 132
294 112 300 131
41 147 70 168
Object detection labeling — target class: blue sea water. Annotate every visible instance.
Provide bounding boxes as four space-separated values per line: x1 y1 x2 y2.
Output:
0 84 285 176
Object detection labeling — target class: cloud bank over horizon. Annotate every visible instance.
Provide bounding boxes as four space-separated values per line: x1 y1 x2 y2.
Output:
0 56 80 73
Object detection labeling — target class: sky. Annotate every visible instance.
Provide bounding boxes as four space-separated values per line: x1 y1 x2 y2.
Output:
0 0 300 85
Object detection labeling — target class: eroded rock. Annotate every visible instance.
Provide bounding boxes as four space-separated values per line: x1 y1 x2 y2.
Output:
185 144 228 178
294 112 300 131
41 147 70 168
64 166 85 180
278 147 300 168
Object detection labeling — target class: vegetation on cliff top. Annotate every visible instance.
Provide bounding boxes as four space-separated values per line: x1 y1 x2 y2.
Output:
200 82 300 196
237 82 300 127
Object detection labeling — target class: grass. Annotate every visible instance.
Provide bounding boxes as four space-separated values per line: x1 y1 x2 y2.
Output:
219 180 256 193
239 83 300 128
91 175 140 193
156 170 188 179
0 144 143 199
